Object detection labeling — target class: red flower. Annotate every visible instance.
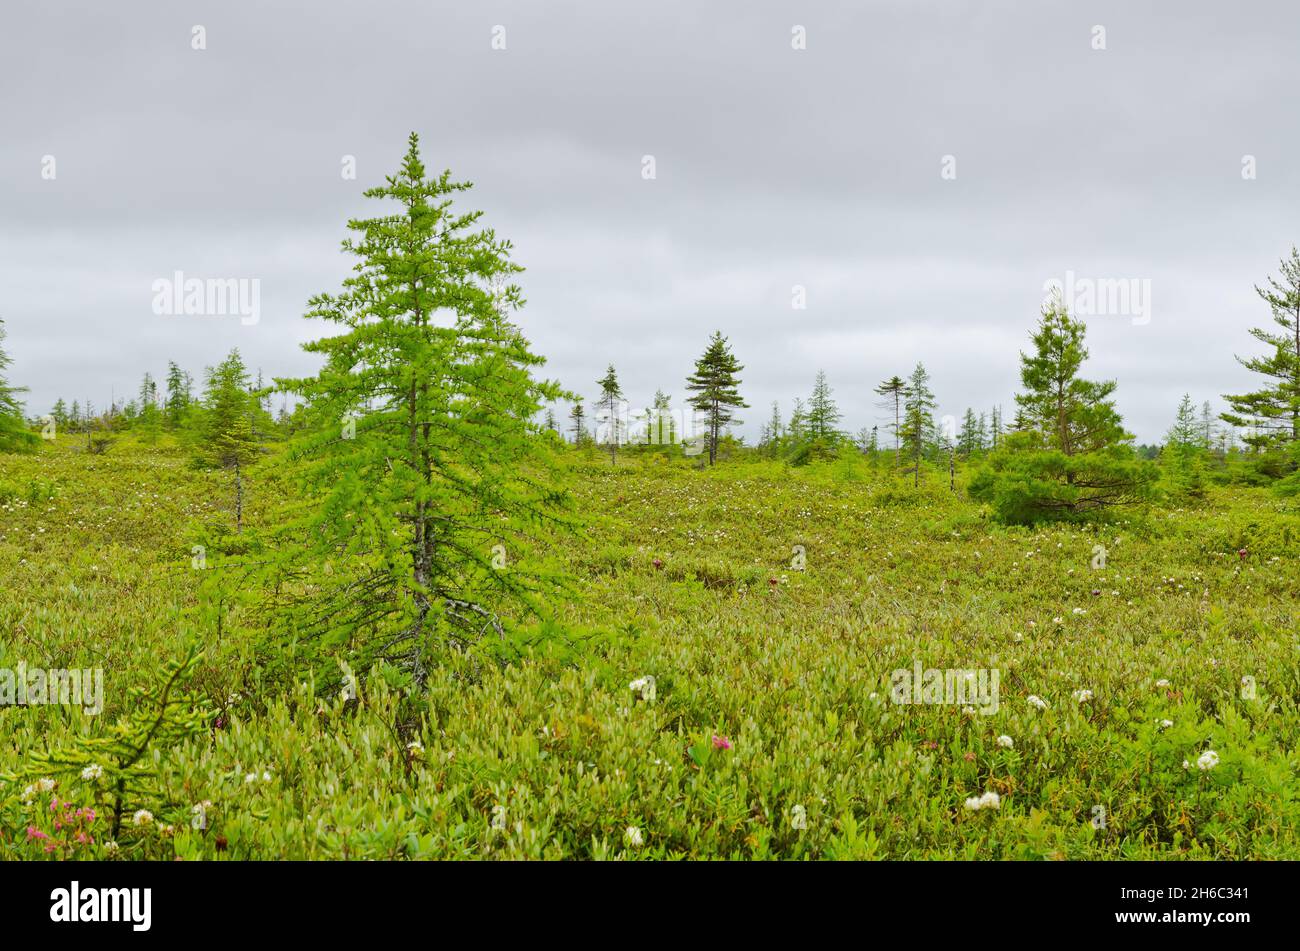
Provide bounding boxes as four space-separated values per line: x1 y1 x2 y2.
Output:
712 734 732 750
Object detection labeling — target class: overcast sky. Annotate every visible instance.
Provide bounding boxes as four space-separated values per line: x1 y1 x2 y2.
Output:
3 0 1297 443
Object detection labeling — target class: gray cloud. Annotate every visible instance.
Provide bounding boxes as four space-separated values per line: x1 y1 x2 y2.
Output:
2 0 1297 441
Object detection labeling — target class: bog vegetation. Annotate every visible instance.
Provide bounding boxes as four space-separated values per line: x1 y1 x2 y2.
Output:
1 138 1298 859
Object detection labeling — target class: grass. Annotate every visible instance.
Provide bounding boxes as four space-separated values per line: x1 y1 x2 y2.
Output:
1 437 1298 859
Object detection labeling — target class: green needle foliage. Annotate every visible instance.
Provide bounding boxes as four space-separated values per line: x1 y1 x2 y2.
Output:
243 133 573 684
196 349 268 533
1221 247 1300 453
596 364 623 464
0 319 38 454
10 651 211 844
686 330 747 465
971 299 1157 523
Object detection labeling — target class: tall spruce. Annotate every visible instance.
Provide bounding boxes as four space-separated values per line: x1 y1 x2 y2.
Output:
569 402 587 445
806 370 842 441
1221 247 1300 452
595 364 624 463
875 375 907 465
650 389 673 446
899 363 936 486
685 330 746 465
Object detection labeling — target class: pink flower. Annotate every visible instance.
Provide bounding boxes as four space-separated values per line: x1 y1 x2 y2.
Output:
26 826 48 841
712 734 732 750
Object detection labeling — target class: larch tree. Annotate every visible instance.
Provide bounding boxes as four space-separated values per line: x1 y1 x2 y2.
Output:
255 133 573 682
198 350 264 532
0 319 37 454
685 330 746 465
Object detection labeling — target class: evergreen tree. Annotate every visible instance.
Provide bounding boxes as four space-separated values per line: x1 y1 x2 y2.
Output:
544 407 558 434
990 405 1003 450
164 361 193 429
138 372 158 410
251 133 572 679
1015 298 1127 455
874 376 907 465
1167 393 1200 450
899 363 936 486
806 370 842 442
0 319 37 453
649 390 673 446
788 397 807 443
198 350 263 532
569 402 587 445
970 302 1156 522
957 408 979 456
595 364 624 463
1166 393 1207 499
761 400 783 453
685 331 747 465
1221 247 1300 452
1200 400 1216 451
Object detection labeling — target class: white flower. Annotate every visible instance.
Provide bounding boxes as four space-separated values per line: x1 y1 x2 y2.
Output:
132 809 153 827
1027 695 1049 712
407 740 424 756
964 790 1002 811
81 763 104 782
790 804 808 830
629 676 657 703
36 778 55 793
1182 759 1191 769
1072 607 1086 615
1073 689 1094 703
244 772 257 784
261 771 272 782
1155 679 1170 688
1159 719 1174 730
1053 616 1064 625
996 735 1014 749
20 784 36 802
104 840 120 856
490 804 507 831
961 705 976 716
624 825 644 848
1196 750 1220 771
